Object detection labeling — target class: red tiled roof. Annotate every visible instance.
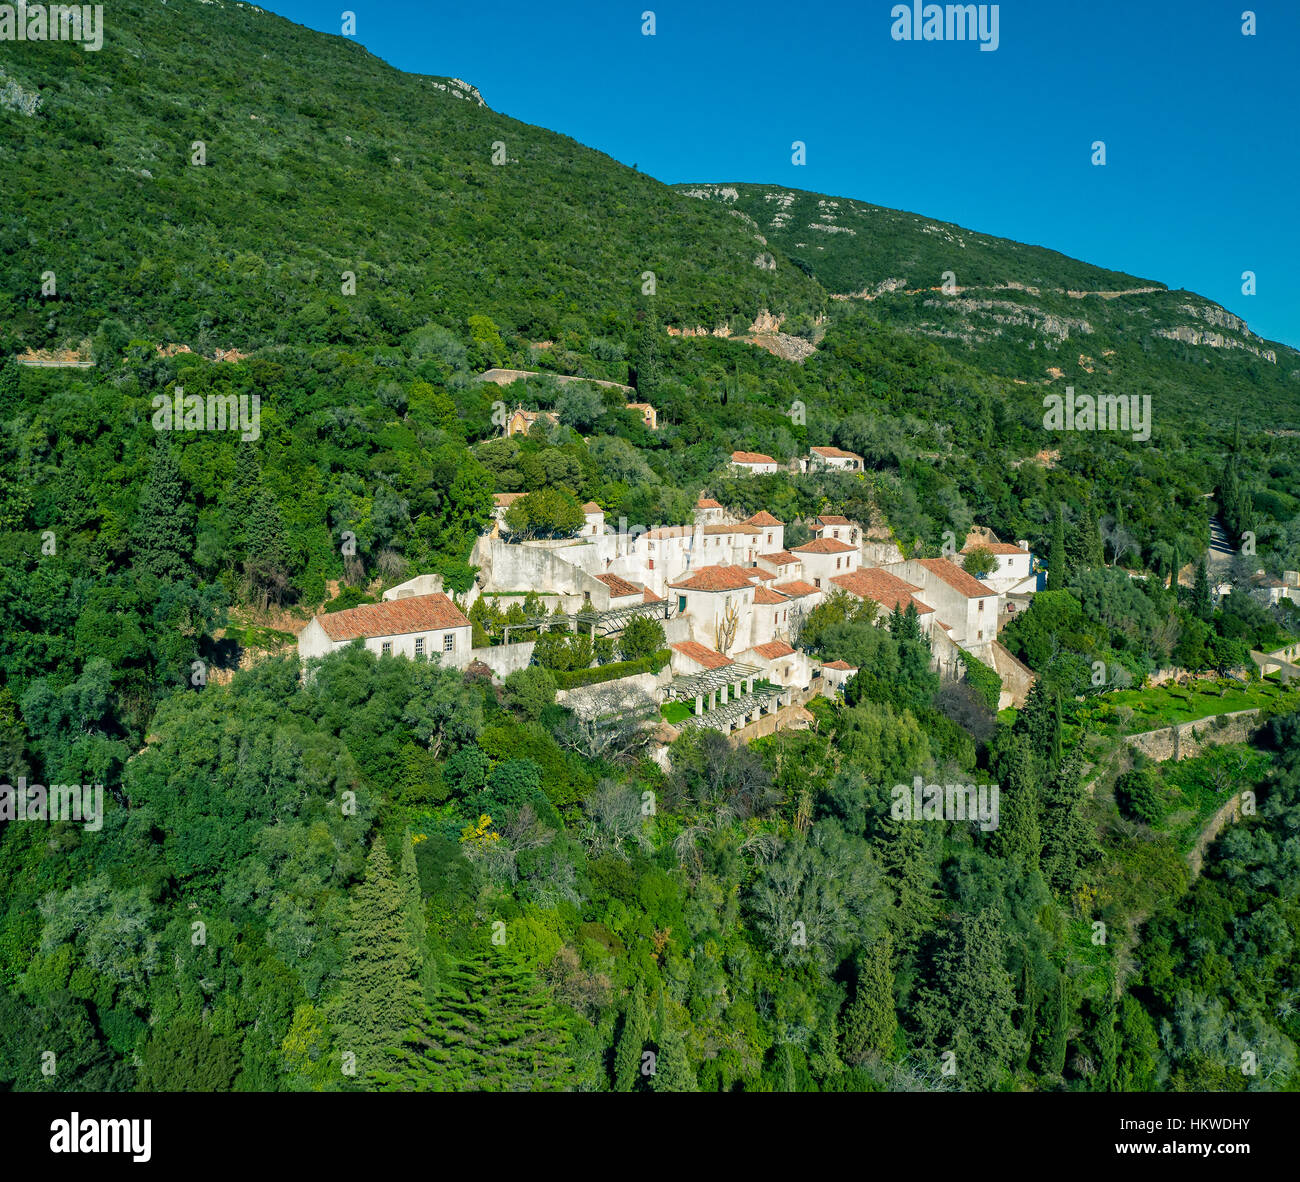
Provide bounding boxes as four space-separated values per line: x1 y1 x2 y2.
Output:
643 587 663 604
644 525 693 540
793 538 857 554
821 660 857 671
732 450 776 465
752 640 796 660
703 523 760 535
810 446 862 460
582 502 603 514
830 570 933 615
774 580 820 598
962 542 1027 555
669 565 759 592
743 511 784 526
696 497 723 509
759 550 800 567
594 573 640 598
671 641 734 670
748 568 776 581
315 593 470 642
915 558 997 598
812 515 851 526
753 586 789 604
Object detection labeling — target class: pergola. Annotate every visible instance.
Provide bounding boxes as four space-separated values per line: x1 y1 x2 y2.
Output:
662 661 792 727
675 678 792 732
499 596 674 643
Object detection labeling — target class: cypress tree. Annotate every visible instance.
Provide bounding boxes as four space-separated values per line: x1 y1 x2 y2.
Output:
651 1023 697 1092
0 357 19 415
131 442 195 582
613 980 651 1091
1192 556 1213 621
841 937 897 1064
1168 543 1181 591
332 840 427 1088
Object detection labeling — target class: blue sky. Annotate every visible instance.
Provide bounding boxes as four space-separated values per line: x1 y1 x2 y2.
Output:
263 1 1299 348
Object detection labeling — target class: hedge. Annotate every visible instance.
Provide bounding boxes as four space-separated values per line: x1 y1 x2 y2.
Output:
552 649 671 690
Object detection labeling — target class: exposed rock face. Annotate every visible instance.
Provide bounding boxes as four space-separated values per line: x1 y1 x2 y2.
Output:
1153 324 1276 363
0 67 42 116
428 77 486 106
922 298 1094 342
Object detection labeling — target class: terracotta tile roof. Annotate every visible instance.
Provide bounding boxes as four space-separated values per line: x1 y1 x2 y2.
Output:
582 502 603 514
915 558 997 598
812 515 851 526
760 550 800 566
642 587 663 603
671 640 733 670
774 580 820 599
732 450 776 465
748 568 776 581
962 542 1027 555
696 497 723 509
831 570 933 615
753 586 789 604
644 525 694 540
594 573 640 598
743 511 784 526
810 446 862 460
703 522 760 535
314 593 470 642
792 538 857 554
670 565 758 592
821 659 857 671
752 640 796 660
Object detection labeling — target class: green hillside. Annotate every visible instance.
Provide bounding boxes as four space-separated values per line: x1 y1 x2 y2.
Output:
0 0 823 352
680 183 1300 430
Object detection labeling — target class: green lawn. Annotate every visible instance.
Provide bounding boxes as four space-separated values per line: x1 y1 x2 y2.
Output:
1072 676 1300 737
661 701 693 725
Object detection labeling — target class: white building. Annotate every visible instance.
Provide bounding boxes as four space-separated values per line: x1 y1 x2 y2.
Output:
739 640 814 689
808 515 860 545
962 540 1035 595
668 565 758 654
807 445 864 473
581 501 606 538
819 659 857 697
297 593 473 667
791 537 859 589
740 511 785 554
730 450 779 475
886 559 999 648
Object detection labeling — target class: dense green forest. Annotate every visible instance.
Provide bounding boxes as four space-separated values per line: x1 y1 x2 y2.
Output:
3 0 1300 1093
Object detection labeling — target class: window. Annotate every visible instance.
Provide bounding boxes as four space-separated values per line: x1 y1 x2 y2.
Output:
679 596 687 613
978 600 985 612
443 634 455 653
977 630 983 641
836 557 842 570
648 558 655 570
414 637 425 656
814 578 821 588
767 533 773 545
381 642 392 656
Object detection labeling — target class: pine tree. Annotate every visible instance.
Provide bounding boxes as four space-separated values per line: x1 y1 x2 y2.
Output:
415 948 574 1091
131 442 195 582
613 980 651 1091
331 840 428 1089
1048 505 1068 591
840 937 897 1064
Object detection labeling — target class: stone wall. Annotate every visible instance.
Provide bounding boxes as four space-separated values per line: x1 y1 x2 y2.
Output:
467 642 536 679
1124 707 1262 763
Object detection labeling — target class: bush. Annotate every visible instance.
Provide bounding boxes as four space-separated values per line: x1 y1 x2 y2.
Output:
958 649 1002 712
502 666 557 720
1116 765 1164 824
